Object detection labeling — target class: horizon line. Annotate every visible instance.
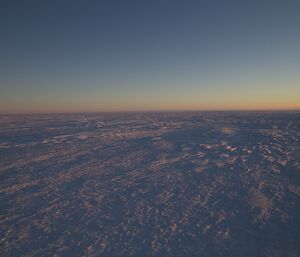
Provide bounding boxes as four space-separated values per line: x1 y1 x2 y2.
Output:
1 108 299 116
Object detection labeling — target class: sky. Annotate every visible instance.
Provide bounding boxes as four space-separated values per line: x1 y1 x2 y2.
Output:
0 0 299 113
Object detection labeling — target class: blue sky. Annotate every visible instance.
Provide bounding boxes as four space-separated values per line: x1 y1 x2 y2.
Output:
1 0 299 113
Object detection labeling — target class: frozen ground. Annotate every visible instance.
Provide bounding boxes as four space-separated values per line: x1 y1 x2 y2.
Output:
0 111 300 257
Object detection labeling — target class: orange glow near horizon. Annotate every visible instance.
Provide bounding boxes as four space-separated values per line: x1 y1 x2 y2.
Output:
1 98 299 114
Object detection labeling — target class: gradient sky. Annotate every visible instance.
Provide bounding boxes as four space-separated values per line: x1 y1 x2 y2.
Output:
1 0 299 113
